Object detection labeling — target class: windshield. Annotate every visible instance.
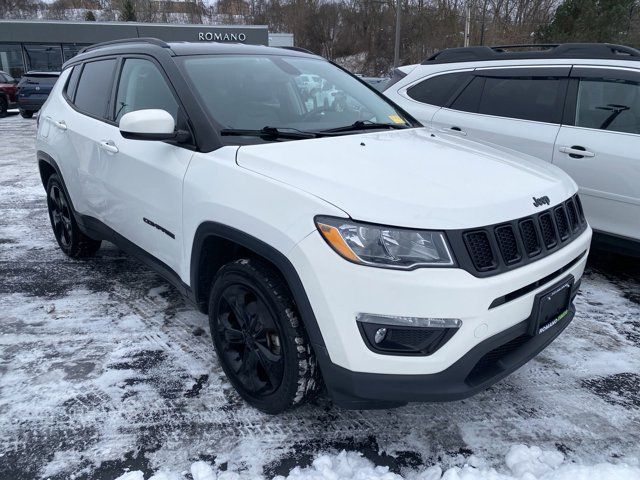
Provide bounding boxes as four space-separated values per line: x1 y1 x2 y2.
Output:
180 55 410 135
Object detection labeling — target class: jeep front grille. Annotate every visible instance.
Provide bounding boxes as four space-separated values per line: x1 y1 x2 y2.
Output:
448 194 587 277
463 231 496 271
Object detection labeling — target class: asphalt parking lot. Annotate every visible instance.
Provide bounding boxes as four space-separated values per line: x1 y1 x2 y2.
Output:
1 114 639 479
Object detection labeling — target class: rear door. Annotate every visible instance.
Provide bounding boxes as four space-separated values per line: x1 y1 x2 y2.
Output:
431 67 570 161
49 58 118 218
553 67 640 241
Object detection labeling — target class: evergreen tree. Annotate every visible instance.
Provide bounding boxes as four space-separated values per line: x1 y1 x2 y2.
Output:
537 0 637 44
84 10 96 21
120 0 137 22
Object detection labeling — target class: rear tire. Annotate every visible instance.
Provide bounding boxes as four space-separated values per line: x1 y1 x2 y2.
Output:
46 174 102 258
20 109 34 119
208 258 320 414
0 97 7 118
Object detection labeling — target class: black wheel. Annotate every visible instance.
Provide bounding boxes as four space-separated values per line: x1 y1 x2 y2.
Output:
208 259 320 413
46 174 101 258
20 109 34 119
0 97 7 118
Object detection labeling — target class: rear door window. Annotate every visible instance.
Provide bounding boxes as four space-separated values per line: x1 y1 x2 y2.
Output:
73 59 117 120
448 70 568 124
449 76 485 112
406 72 469 107
478 76 565 123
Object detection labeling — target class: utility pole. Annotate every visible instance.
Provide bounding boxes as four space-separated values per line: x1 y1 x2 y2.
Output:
480 0 487 46
464 2 471 47
393 0 401 68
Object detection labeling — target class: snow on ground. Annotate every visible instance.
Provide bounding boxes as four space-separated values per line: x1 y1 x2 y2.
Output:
0 114 639 480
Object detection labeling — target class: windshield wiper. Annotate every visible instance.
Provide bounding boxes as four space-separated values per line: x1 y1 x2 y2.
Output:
322 120 410 133
220 126 318 140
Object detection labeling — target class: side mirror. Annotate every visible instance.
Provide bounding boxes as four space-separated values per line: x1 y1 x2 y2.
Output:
119 109 187 142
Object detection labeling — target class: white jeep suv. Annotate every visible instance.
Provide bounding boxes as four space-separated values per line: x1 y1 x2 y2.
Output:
36 39 592 413
384 43 639 256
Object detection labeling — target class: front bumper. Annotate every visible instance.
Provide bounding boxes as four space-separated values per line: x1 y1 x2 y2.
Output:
316 293 577 409
288 227 591 407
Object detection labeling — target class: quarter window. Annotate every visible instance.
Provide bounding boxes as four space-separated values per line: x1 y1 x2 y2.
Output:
114 59 178 123
73 59 117 119
575 78 640 135
406 72 469 107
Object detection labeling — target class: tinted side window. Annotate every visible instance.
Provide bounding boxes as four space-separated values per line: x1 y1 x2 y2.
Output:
476 76 564 123
575 78 640 135
74 59 117 119
114 59 178 123
406 72 469 107
450 76 485 113
65 66 81 101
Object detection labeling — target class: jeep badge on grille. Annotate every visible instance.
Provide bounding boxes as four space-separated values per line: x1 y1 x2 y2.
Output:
533 196 551 207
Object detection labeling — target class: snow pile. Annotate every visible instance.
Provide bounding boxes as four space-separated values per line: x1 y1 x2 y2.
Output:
114 445 640 480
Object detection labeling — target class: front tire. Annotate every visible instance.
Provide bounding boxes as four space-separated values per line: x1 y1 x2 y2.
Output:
208 259 320 414
20 109 34 119
46 174 101 258
0 97 7 118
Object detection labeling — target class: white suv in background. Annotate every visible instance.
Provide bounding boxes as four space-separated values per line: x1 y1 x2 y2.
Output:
384 43 640 256
37 39 591 413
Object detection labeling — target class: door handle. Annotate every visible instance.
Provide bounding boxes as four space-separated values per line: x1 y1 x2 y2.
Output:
449 126 467 136
438 126 467 136
99 140 119 154
559 145 595 159
53 120 67 131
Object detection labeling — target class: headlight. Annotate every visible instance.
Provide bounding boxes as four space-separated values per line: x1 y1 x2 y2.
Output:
315 216 455 269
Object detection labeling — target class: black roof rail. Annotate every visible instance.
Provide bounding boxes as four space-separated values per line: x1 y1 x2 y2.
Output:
79 37 171 54
278 46 317 55
492 44 559 50
422 43 640 64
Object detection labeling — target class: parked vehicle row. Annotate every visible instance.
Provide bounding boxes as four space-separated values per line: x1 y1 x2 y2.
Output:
384 43 640 255
0 69 59 118
37 39 590 413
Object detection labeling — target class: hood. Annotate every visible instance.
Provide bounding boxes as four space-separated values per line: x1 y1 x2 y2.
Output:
235 128 577 230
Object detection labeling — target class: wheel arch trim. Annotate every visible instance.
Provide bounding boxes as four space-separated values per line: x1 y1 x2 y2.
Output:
37 150 77 212
190 221 327 350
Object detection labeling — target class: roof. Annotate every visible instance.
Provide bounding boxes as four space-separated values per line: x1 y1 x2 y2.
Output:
423 43 640 64
167 42 320 58
65 38 322 68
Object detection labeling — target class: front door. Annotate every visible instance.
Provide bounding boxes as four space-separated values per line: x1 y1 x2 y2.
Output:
553 67 640 241
98 57 195 275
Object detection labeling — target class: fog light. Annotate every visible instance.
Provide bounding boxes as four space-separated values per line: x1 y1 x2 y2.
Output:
357 313 461 356
357 313 462 329
374 328 387 344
